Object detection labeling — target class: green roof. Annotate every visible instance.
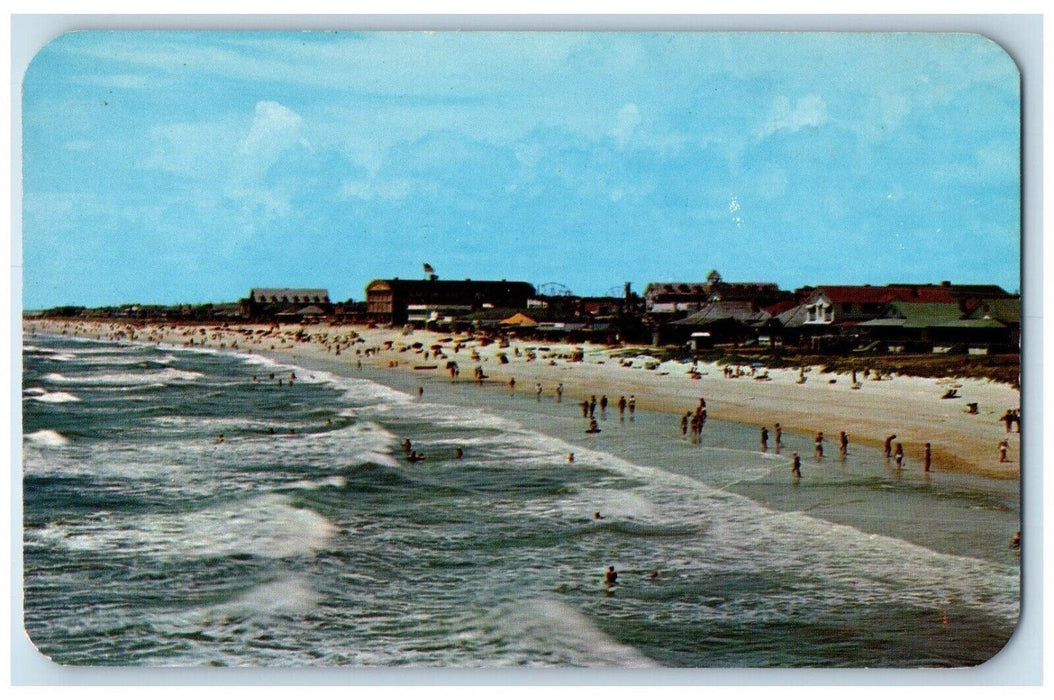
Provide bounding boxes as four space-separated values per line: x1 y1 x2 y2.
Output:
933 318 1007 329
966 298 1020 324
858 301 964 328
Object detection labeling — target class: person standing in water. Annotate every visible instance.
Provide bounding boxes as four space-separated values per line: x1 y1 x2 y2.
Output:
618 396 627 419
791 452 802 479
894 442 905 469
839 431 849 457
760 426 769 452
556 383 563 403
814 432 824 460
681 412 690 438
774 423 782 449
924 442 932 472
628 396 636 416
884 434 897 459
605 565 618 587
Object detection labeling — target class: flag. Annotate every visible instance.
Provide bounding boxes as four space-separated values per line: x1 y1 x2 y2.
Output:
423 263 435 274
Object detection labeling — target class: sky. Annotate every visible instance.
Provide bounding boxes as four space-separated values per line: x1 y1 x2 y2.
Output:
21 31 1021 309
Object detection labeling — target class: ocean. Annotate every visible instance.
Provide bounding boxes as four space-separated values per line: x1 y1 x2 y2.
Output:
21 335 1020 668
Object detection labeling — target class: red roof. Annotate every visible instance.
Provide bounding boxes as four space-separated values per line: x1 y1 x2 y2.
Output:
762 299 798 316
812 285 956 304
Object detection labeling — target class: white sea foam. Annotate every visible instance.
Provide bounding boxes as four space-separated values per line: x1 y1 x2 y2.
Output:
288 475 349 491
42 368 203 386
24 429 69 447
27 390 81 403
228 575 322 616
42 493 337 560
479 598 658 667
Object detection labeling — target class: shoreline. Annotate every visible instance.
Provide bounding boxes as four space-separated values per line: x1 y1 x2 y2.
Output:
24 319 1022 481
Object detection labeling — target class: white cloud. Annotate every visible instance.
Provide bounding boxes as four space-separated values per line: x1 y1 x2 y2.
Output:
758 95 828 139
610 103 641 148
224 101 312 223
238 101 309 160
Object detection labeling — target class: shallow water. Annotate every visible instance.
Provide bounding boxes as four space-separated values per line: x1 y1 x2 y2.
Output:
21 337 1020 667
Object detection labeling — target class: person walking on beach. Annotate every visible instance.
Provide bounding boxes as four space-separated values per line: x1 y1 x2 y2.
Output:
999 439 1010 463
760 426 769 452
884 434 897 459
924 442 932 472
791 452 802 479
894 442 904 469
839 431 849 457
814 432 824 460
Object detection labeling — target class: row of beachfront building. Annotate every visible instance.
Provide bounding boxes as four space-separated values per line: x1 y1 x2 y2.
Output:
41 269 1020 354
240 269 1020 354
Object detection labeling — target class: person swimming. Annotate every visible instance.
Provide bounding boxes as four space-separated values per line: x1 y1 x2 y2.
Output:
594 511 604 520
605 565 618 587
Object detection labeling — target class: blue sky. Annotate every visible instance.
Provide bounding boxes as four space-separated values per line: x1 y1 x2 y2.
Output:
21 31 1020 308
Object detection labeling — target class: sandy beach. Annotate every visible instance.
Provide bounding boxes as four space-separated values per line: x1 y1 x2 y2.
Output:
25 319 1022 480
